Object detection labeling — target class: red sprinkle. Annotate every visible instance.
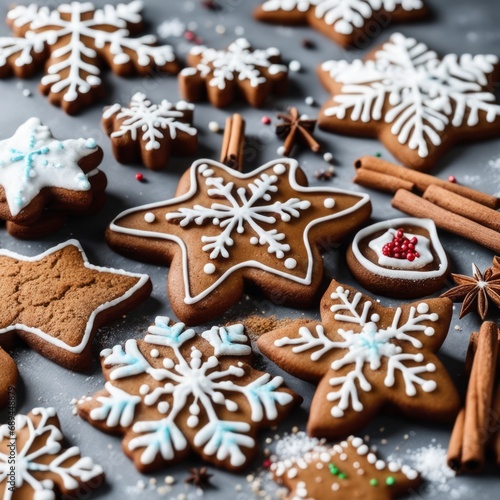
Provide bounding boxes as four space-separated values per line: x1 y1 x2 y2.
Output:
382 228 419 262
184 31 195 41
135 173 144 182
261 116 271 125
262 459 272 468
448 175 457 183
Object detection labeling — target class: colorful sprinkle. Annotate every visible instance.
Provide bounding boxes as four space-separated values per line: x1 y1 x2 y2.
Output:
386 476 396 486
448 175 457 183
374 152 382 157
370 478 378 486
328 464 339 475
261 116 271 125
135 173 144 182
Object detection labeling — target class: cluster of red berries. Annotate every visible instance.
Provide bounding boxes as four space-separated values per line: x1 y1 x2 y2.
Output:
382 229 420 262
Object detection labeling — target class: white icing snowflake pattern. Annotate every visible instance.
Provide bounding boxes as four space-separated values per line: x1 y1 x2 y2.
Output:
0 407 103 499
321 33 500 158
167 164 312 260
157 18 186 39
103 92 197 151
82 317 294 469
261 0 424 35
275 285 440 418
0 117 97 216
182 38 287 90
0 2 176 109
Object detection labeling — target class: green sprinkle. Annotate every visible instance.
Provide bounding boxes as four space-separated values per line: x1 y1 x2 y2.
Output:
386 476 396 486
338 472 347 479
370 478 378 487
374 152 382 157
328 463 339 475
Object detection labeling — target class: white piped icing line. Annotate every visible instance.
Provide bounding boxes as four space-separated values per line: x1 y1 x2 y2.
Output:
0 117 98 216
0 407 103 498
180 38 287 90
0 240 150 354
321 33 500 158
352 218 448 280
109 158 370 305
274 285 440 418
103 92 196 151
84 317 294 468
0 2 176 105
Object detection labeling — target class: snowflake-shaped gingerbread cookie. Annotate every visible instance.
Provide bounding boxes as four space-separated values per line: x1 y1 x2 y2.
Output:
179 38 288 108
258 280 460 438
318 33 500 171
102 92 198 171
254 0 428 47
77 317 299 472
0 407 104 499
106 158 371 325
0 2 179 114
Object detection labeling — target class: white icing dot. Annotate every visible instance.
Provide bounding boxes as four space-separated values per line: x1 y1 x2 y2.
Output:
277 146 286 156
273 163 286 175
305 96 315 106
208 121 220 133
250 236 259 245
370 313 380 322
351 437 363 448
357 444 369 455
323 198 335 209
144 212 155 223
375 460 385 470
289 60 301 72
204 263 216 274
150 349 159 358
424 327 435 336
331 483 340 492
284 258 297 270
287 468 298 479
187 414 199 428
139 384 150 396
417 303 429 314
157 402 169 414
323 152 333 162
388 461 400 472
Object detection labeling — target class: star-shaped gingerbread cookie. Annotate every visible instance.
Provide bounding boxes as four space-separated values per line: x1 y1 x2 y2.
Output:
77 317 299 472
258 280 459 438
254 0 428 47
0 240 151 371
0 348 17 408
317 33 500 171
106 158 371 325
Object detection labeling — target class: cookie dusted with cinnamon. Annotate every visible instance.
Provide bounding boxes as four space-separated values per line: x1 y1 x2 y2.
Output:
347 218 449 298
102 93 198 171
179 38 288 108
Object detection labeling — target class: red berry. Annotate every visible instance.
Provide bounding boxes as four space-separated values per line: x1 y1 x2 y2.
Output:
448 175 457 183
407 253 415 261
263 459 272 468
184 31 195 41
381 228 419 262
261 116 271 125
135 173 144 182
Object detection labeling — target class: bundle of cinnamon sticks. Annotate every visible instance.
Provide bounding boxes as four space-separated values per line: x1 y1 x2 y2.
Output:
353 156 500 253
447 321 500 473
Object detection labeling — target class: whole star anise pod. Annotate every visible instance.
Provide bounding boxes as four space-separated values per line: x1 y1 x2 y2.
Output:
441 263 500 320
276 107 320 156
185 467 213 488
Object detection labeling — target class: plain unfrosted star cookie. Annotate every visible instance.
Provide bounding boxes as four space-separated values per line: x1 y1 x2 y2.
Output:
254 0 428 48
77 317 300 472
179 38 288 108
317 33 500 171
106 158 371 325
0 2 179 114
0 240 151 371
271 435 421 500
0 407 104 499
258 280 460 438
102 92 198 171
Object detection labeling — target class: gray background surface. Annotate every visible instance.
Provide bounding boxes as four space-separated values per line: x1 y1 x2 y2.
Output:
0 0 499 498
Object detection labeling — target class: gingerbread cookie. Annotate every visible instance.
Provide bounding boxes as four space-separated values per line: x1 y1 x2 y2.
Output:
254 0 428 47
318 33 500 171
0 348 17 408
258 280 459 438
179 38 288 108
271 435 421 500
347 218 449 298
0 117 107 238
77 317 299 472
0 2 179 114
0 240 151 371
0 407 104 499
102 92 198 171
106 158 371 325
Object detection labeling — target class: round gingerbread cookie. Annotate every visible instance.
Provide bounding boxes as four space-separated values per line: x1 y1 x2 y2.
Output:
347 217 449 299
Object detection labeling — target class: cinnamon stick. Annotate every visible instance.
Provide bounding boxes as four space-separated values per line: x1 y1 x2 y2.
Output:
465 331 479 377
423 185 500 233
448 408 465 472
392 190 500 254
355 156 500 209
490 385 500 466
220 114 245 171
353 168 415 194
462 322 499 472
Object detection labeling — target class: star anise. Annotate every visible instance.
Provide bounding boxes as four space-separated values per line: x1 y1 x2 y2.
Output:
441 263 500 320
185 467 213 488
276 107 320 156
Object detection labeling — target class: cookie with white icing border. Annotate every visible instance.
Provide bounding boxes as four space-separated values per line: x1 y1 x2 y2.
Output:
77 316 299 472
258 280 459 438
0 2 179 114
179 38 288 108
102 92 198 171
0 348 17 408
254 0 428 48
347 218 449 298
271 435 421 500
0 240 151 371
0 407 104 498
317 33 500 171
106 158 371 325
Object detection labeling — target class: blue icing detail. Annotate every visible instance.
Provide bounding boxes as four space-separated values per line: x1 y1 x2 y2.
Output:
85 138 97 149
